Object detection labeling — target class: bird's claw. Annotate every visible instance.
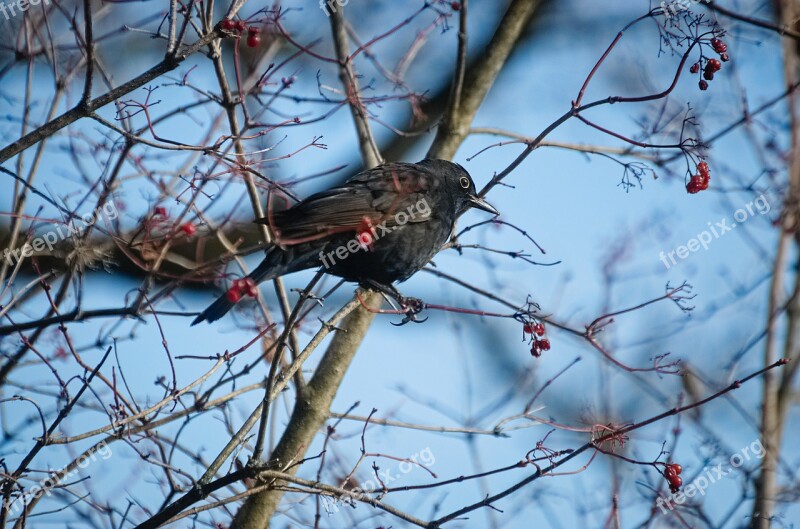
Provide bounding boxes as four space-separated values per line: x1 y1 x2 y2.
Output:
392 314 428 326
391 297 428 326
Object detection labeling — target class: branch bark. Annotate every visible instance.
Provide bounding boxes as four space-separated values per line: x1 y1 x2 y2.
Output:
230 291 381 528
426 0 541 160
753 1 800 526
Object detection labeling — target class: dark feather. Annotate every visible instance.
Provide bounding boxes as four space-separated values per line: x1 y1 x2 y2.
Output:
256 163 437 242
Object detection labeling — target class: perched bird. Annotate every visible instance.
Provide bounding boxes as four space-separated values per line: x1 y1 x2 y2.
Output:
191 159 497 325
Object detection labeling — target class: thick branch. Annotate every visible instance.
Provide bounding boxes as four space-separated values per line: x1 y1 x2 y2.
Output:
753 1 800 526
426 0 541 160
230 291 382 529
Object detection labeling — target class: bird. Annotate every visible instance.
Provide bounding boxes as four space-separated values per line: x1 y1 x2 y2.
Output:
191 159 497 325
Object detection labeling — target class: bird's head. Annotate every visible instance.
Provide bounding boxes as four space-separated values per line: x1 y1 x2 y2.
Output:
420 159 498 216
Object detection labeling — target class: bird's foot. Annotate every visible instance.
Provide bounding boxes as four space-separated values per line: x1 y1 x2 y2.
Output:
392 296 428 326
357 280 428 325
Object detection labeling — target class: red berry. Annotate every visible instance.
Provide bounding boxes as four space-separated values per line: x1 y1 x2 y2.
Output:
450 1 461 10
533 323 545 336
234 20 246 32
357 230 373 250
699 80 708 90
530 344 542 358
523 323 534 334
154 207 167 217
220 19 236 31
703 70 714 81
689 62 700 74
538 338 551 351
664 463 683 478
226 287 242 303
711 38 727 54
706 58 721 72
356 216 375 250
357 231 372 248
697 161 710 177
720 52 730 62
180 223 196 236
247 33 260 48
686 176 703 194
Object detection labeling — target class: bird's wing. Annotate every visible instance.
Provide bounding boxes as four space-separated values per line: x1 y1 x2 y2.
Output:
257 163 438 242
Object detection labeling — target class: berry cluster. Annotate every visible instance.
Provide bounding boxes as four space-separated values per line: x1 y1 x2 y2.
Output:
689 37 729 91
663 463 683 493
225 277 259 303
686 161 710 194
523 322 550 357
220 19 261 48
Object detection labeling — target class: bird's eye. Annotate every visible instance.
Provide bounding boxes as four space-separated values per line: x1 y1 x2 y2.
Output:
459 176 470 189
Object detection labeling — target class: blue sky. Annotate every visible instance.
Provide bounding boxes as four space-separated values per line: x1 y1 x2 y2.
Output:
0 1 796 527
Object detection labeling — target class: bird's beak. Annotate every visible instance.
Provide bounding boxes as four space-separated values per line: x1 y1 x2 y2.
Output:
468 194 498 215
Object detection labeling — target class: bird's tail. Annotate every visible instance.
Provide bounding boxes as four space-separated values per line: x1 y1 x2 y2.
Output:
191 248 285 325
190 291 237 326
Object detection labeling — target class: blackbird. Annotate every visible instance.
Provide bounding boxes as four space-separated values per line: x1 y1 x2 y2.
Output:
191 159 497 325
